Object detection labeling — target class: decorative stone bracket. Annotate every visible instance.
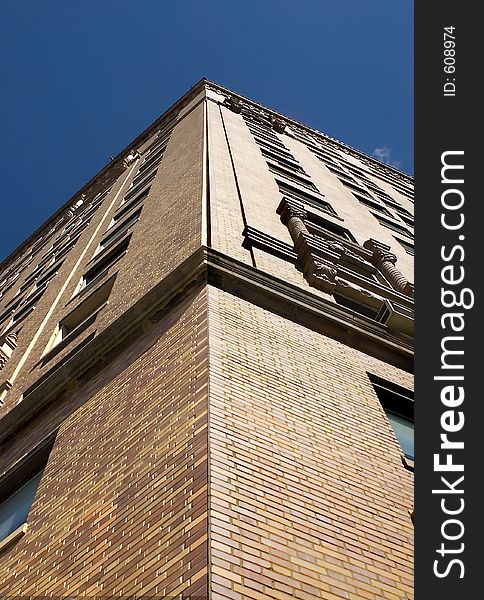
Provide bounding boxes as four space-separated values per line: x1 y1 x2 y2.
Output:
0 332 18 371
277 198 415 315
223 95 286 134
271 118 286 134
363 239 414 298
123 149 141 168
277 197 338 293
224 95 242 113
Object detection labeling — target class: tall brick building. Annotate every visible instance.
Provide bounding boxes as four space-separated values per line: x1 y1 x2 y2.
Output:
0 80 414 599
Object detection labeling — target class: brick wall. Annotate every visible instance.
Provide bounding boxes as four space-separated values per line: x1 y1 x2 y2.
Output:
208 286 413 600
0 287 209 598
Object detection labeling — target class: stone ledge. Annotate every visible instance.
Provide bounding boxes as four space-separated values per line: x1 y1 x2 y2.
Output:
0 246 413 444
0 523 28 553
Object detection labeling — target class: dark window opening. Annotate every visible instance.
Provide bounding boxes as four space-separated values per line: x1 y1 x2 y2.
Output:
85 237 130 289
268 164 318 192
0 435 56 544
372 213 413 239
333 294 381 320
368 373 414 461
306 216 356 243
395 237 414 256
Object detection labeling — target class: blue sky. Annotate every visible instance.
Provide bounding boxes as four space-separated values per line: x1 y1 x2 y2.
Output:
0 0 413 262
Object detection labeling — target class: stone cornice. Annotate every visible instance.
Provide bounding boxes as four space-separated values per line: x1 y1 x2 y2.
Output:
0 246 413 445
203 79 414 182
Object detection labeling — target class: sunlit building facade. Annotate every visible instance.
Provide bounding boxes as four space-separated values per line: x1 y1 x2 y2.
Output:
0 80 414 599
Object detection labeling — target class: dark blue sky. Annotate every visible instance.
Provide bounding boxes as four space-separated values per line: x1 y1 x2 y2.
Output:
0 1 413 262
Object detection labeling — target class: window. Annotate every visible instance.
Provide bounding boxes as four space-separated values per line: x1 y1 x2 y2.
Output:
245 119 272 134
372 213 413 239
137 148 164 174
394 205 413 219
90 186 112 208
144 137 169 159
395 237 415 256
128 167 157 193
131 161 159 187
44 277 114 360
241 111 271 127
101 208 141 252
0 472 43 543
8 286 47 328
253 129 289 147
30 237 45 256
338 177 374 197
146 125 174 155
287 129 314 146
369 374 414 462
123 172 156 204
313 148 341 165
277 182 338 218
345 165 374 183
260 148 305 173
82 236 130 291
96 223 133 254
334 293 381 320
0 435 55 546
312 144 343 162
2 291 26 315
0 273 20 297
29 266 59 296
325 162 354 179
351 192 393 216
376 195 403 211
363 181 386 195
399 214 414 227
118 186 150 211
252 130 287 149
73 202 101 224
269 164 319 192
306 214 357 242
253 135 290 155
52 238 79 263
62 215 92 239
365 163 414 194
258 143 295 162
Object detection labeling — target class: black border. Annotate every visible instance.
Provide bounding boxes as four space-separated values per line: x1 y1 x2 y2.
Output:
416 3 480 596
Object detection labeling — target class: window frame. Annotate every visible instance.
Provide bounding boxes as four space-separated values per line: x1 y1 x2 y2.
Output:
368 373 414 466
0 433 56 548
43 276 115 362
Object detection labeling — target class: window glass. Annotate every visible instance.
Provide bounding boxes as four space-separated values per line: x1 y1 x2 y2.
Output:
0 471 43 541
369 374 414 462
387 413 414 460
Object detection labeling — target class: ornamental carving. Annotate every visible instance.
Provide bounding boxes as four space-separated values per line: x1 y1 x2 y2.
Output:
307 260 338 293
224 96 242 113
272 118 286 134
277 197 339 293
364 239 414 297
336 278 375 299
0 332 18 371
277 197 415 333
123 150 140 168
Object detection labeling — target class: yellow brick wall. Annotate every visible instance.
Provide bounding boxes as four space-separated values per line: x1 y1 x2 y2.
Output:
0 287 209 598
208 286 413 600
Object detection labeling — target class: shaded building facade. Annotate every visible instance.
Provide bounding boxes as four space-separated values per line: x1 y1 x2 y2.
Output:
0 80 414 599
